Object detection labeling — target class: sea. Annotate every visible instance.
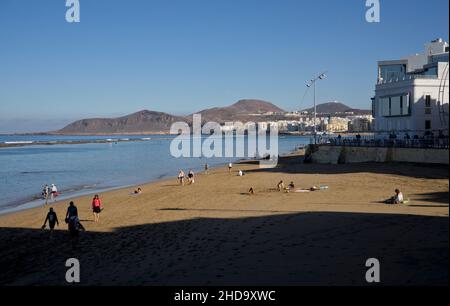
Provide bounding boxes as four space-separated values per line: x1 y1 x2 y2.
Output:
0 134 312 214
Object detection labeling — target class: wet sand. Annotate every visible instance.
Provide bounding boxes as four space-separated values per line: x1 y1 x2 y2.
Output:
0 158 448 285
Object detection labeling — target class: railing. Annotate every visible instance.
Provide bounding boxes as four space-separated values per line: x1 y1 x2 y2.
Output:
377 74 439 85
318 135 449 150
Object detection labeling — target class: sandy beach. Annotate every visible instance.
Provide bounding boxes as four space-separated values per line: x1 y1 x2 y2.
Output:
0 157 448 286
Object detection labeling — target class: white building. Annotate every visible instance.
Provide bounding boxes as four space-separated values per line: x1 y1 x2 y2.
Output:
372 39 449 135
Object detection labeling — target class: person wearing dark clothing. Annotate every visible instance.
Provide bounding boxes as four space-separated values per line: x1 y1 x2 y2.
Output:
42 207 59 238
65 201 78 220
65 201 84 237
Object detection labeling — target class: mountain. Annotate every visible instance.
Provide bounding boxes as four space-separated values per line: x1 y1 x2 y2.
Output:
301 102 371 116
191 99 285 123
57 110 186 134
56 100 286 135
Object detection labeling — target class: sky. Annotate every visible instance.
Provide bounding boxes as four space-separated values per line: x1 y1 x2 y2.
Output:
0 0 448 133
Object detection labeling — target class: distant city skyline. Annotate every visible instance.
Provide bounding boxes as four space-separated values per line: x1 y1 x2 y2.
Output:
0 0 449 133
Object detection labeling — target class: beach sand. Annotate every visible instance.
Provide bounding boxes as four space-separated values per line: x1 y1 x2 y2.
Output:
0 157 448 285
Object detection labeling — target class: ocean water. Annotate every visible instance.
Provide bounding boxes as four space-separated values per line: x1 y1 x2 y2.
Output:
0 134 311 214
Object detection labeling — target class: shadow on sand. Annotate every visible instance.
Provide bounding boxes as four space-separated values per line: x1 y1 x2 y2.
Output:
0 211 448 286
244 157 449 180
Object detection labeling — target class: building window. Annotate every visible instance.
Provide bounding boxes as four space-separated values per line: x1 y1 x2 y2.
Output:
380 94 410 117
425 95 432 114
425 120 431 130
425 95 431 107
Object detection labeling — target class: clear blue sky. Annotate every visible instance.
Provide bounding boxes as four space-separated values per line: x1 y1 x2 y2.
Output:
0 0 448 132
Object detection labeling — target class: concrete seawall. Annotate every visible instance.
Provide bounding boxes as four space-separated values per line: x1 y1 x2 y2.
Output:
307 145 449 165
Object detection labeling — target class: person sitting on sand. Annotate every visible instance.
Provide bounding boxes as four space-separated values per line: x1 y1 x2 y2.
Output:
238 170 244 177
188 169 195 184
42 207 59 238
249 187 255 195
178 170 185 186
134 188 142 194
385 189 404 204
288 181 295 190
92 194 103 222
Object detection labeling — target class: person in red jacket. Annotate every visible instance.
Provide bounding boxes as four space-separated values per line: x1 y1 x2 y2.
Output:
92 194 103 222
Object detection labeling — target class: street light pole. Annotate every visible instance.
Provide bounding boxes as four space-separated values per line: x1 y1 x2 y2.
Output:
313 79 316 144
306 71 327 145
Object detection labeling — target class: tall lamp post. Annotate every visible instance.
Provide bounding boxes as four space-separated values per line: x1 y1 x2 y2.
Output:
306 72 327 144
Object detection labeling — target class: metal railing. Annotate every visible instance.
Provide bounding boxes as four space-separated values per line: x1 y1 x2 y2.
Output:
318 134 449 150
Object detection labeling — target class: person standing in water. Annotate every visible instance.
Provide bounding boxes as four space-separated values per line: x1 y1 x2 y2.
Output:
92 194 103 222
42 184 50 205
42 207 59 239
50 184 58 202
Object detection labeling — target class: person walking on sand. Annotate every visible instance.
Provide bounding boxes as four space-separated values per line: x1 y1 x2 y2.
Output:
178 170 185 186
188 169 195 184
204 163 209 174
42 207 59 239
65 201 78 221
92 194 103 222
228 162 233 173
65 201 84 238
42 184 50 205
50 183 58 202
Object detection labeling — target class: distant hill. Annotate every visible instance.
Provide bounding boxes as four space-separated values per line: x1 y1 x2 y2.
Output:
191 99 285 123
57 110 186 134
301 102 371 116
56 100 286 135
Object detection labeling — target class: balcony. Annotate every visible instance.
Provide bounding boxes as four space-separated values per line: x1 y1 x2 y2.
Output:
377 74 438 85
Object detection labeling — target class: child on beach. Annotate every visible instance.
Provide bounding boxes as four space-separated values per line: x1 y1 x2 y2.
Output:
178 170 185 186
92 194 103 222
42 207 59 238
